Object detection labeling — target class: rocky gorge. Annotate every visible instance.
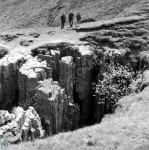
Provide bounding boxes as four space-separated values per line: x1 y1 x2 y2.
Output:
0 14 149 143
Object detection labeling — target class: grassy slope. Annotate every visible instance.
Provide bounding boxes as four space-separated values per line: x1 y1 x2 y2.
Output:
0 0 148 31
0 0 59 30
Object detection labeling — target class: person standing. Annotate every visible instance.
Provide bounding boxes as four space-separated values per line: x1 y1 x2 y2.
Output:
61 12 66 29
76 12 81 27
68 11 74 27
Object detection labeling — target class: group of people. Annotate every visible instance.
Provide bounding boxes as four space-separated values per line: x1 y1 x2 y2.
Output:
61 11 81 29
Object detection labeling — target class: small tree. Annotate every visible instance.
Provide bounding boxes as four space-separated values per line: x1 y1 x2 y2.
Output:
94 62 141 113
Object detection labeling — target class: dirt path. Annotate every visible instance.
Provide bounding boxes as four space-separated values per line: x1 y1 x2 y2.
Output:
0 25 87 53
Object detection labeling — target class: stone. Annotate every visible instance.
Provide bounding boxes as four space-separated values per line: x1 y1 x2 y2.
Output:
75 46 94 124
51 50 60 81
59 56 73 102
8 133 22 144
0 107 25 136
140 70 149 91
0 34 18 42
0 110 10 125
0 51 32 110
34 79 65 134
0 46 8 59
18 57 51 108
29 32 40 38
0 107 44 143
34 78 80 134
20 40 34 47
31 44 95 126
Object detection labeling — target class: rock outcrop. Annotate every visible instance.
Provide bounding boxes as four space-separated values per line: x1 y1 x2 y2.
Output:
18 57 51 108
0 39 146 142
75 47 95 124
0 51 32 110
0 110 15 126
31 44 96 125
59 56 73 102
34 78 80 134
9 43 96 135
0 107 44 143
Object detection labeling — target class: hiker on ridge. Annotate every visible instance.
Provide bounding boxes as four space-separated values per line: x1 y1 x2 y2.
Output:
61 12 66 29
68 11 74 27
76 12 81 27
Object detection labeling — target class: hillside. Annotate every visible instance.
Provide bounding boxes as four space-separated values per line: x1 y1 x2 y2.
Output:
5 9 149 150
0 0 148 31
0 0 149 150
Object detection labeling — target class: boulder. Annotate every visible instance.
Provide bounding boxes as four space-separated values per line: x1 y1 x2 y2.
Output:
0 107 44 143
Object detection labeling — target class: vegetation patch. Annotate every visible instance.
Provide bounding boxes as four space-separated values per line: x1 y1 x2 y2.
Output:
94 62 142 114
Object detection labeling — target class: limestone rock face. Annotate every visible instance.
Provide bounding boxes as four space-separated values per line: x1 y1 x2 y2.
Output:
32 47 61 81
0 107 44 143
34 78 80 134
50 50 60 81
34 79 65 134
0 51 32 110
31 44 96 125
18 57 51 108
59 56 73 101
75 47 95 124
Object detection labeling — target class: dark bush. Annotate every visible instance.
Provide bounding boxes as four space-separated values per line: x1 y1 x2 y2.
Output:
94 62 141 113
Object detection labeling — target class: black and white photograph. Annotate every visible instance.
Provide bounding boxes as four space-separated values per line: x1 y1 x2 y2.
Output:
0 0 149 149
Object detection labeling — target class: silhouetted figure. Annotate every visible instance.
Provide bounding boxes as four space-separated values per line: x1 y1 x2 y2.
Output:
68 11 74 27
76 12 81 27
61 12 66 29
